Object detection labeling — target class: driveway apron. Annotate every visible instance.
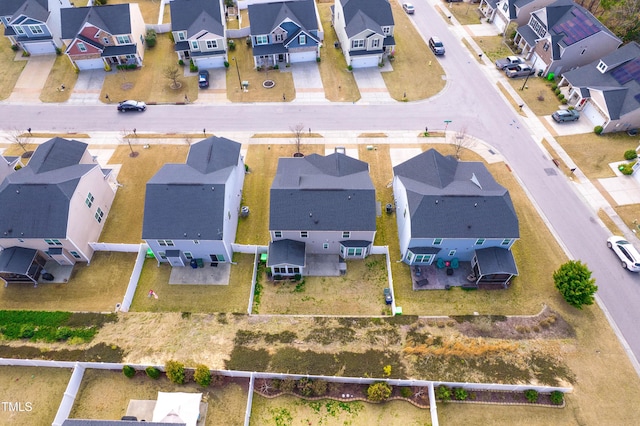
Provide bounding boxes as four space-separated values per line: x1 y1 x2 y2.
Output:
67 70 106 105
7 55 56 103
352 64 394 104
290 62 326 102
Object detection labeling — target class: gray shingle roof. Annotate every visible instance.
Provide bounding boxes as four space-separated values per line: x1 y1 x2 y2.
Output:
339 0 394 38
269 153 376 231
2 0 49 23
0 247 37 275
142 137 241 241
267 239 306 267
475 246 518 275
546 0 617 47
393 149 519 239
170 0 223 37
249 0 318 35
61 4 132 40
0 138 92 239
562 42 640 120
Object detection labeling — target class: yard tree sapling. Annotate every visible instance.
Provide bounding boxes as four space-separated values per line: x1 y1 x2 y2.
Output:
553 260 598 309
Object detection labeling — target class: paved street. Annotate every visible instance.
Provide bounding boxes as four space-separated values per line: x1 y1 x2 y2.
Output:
1 0 640 377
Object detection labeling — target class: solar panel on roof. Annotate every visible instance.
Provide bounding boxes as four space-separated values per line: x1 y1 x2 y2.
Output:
552 8 599 45
611 58 640 86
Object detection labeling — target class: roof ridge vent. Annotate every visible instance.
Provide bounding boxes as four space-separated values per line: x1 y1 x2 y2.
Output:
470 173 482 189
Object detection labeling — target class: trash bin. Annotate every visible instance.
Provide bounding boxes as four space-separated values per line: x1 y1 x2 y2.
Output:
42 272 54 281
190 259 198 269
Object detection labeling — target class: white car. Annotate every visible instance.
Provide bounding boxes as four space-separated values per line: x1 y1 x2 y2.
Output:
607 236 640 272
402 3 415 14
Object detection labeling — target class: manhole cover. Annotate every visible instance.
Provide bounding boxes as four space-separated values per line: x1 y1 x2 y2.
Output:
121 82 134 90
263 80 275 89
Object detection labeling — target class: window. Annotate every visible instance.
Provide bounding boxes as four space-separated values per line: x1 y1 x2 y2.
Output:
448 250 456 256
299 35 306 45
29 25 44 35
116 35 131 44
597 61 607 72
103 37 109 44
85 192 94 208
382 26 391 35
342 231 350 238
433 238 443 245
177 32 186 41
371 39 380 49
15 26 24 35
275 34 283 42
189 40 198 50
157 240 175 247
206 40 217 49
210 254 225 262
581 48 586 55
323 243 329 249
184 252 193 260
300 231 308 238
407 252 414 261
501 238 512 246
475 238 486 245
70 251 81 259
347 248 363 256
274 231 282 238
158 251 167 260
503 3 508 11
255 35 268 45
45 239 62 246
193 240 200 244
95 207 104 223
351 39 364 49
414 254 432 263
287 267 300 274
77 42 87 52
543 42 549 51
529 17 547 38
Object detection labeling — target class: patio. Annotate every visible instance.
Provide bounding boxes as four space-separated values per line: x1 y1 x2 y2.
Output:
168 263 231 285
411 261 475 290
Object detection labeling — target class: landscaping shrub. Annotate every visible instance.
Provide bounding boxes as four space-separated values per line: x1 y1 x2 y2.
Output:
400 387 413 398
178 59 184 66
524 389 539 403
224 61 229 68
296 378 314 396
145 29 157 48
347 65 353 71
557 93 565 100
620 162 635 175
145 366 161 379
594 125 603 135
11 44 18 51
454 388 468 400
554 88 561 95
228 39 236 51
165 360 185 384
436 385 451 401
551 84 557 90
189 59 198 73
311 380 327 396
550 390 564 405
19 325 35 339
561 99 568 104
55 327 73 341
280 378 296 393
123 365 136 378
367 382 392 402
624 150 638 160
554 260 598 309
316 57 321 62
194 364 211 387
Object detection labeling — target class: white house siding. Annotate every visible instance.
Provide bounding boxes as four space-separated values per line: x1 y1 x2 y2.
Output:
147 239 231 265
220 155 245 256
0 238 83 263
271 230 375 255
392 176 412 258
48 0 72 46
129 4 147 61
408 238 514 263
66 166 117 262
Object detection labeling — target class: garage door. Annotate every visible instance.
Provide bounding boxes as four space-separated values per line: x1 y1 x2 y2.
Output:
76 58 105 70
581 101 606 127
289 51 316 63
25 41 55 55
350 55 379 68
196 56 225 69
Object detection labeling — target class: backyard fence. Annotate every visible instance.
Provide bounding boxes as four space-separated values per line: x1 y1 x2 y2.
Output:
119 243 148 312
89 242 140 252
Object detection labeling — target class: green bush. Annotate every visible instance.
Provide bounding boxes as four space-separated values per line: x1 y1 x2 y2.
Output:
279 378 296 392
18 325 35 339
194 364 211 387
55 327 73 341
554 88 561 95
311 380 327 396
228 39 236 51
436 385 451 401
594 125 603 135
347 65 353 71
367 382 392 402
145 366 161 379
145 29 157 48
551 84 558 90
400 387 413 398
524 389 539 403
123 365 136 378
454 388 468 400
296 378 314 396
11 44 18 51
620 162 635 175
550 390 564 405
316 57 321 62
178 59 184 66
557 93 565 100
224 61 229 68
165 360 185 384
624 150 638 160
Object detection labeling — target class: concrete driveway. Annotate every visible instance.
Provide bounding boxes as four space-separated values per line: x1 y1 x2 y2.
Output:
290 62 326 102
543 114 594 135
7 55 56 103
68 70 106 105
352 63 394 104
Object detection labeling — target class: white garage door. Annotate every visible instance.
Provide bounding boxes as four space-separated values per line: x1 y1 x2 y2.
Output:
25 41 55 55
196 56 225 69
289 51 316 63
581 101 606 127
350 55 379 68
76 58 105 70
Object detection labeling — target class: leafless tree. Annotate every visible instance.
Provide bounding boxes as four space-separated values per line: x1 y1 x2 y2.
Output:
119 129 138 158
290 123 305 155
453 126 473 160
164 66 181 89
258 379 273 394
185 134 192 146
6 128 30 153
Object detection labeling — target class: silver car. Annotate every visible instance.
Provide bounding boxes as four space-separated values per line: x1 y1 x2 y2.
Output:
607 236 640 272
552 109 580 122
506 64 535 78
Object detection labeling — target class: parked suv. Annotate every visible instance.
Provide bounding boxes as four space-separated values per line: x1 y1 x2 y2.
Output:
552 109 580 122
429 36 445 55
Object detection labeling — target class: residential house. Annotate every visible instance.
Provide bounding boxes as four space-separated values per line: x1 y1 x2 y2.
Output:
559 42 640 133
0 154 21 184
0 138 117 285
170 0 227 69
248 0 322 67
142 137 245 267
268 151 376 277
332 0 395 68
392 149 520 288
0 0 71 55
514 0 620 76
479 0 557 33
61 3 146 71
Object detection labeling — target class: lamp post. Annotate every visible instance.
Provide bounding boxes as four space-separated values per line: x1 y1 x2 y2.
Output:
232 57 242 90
